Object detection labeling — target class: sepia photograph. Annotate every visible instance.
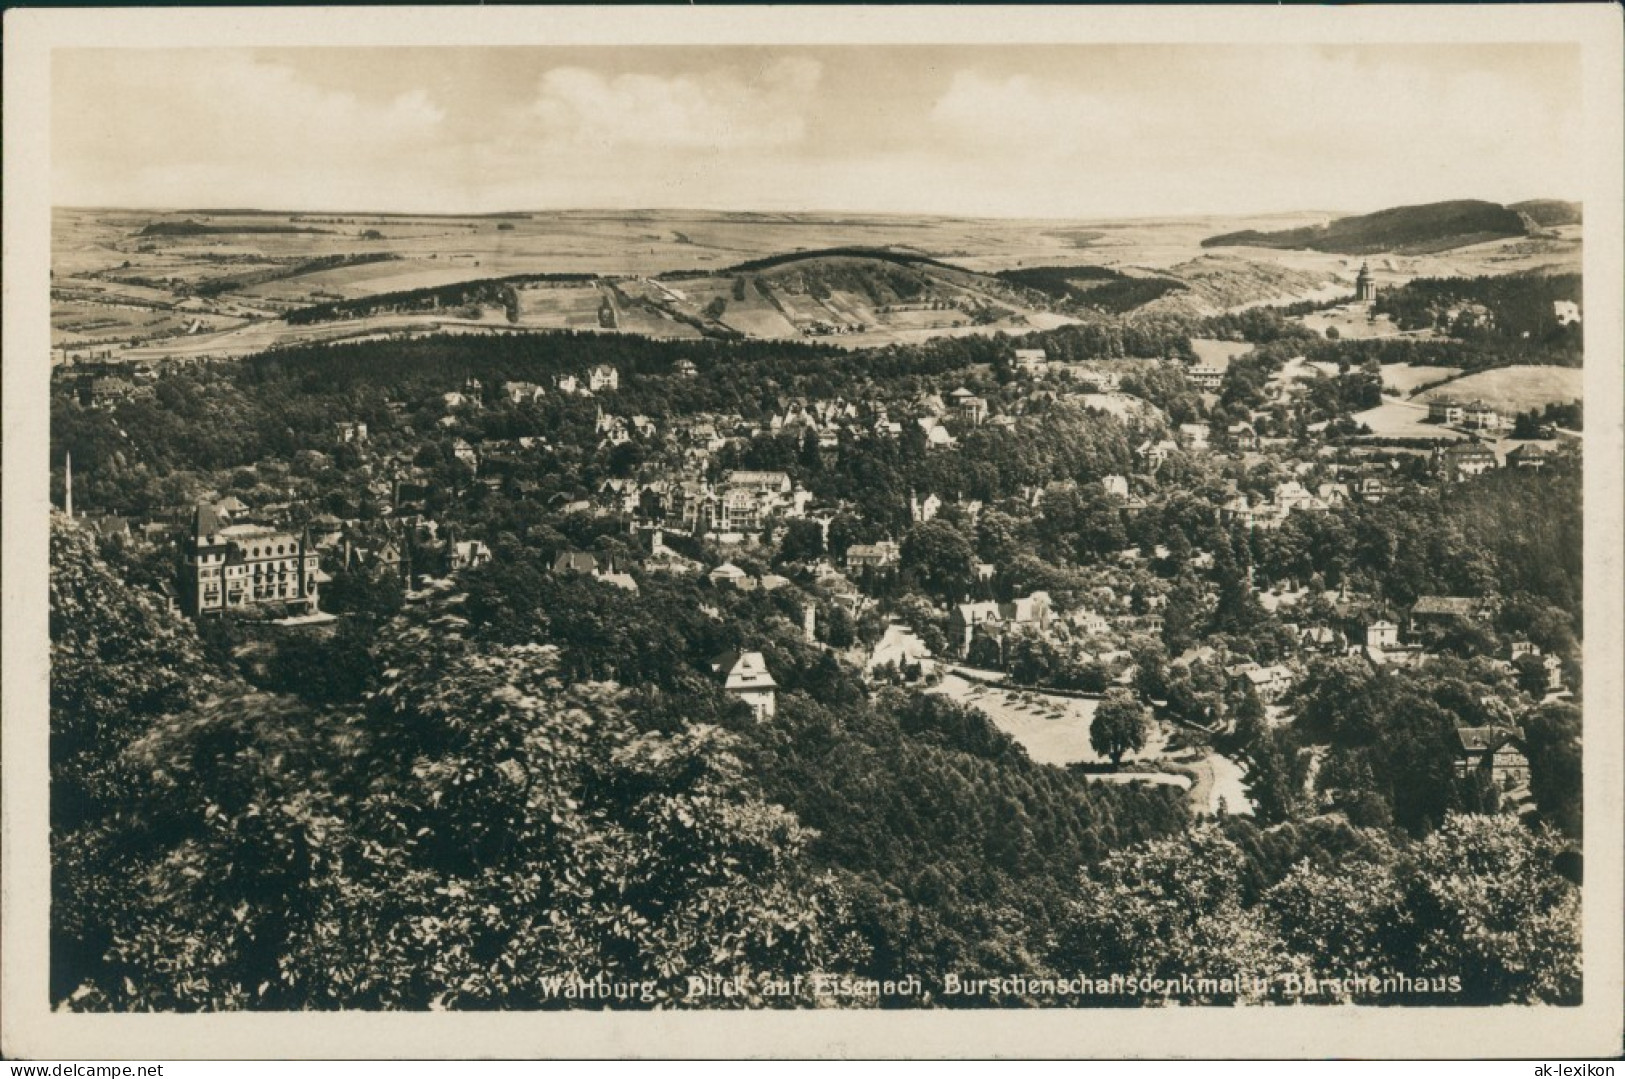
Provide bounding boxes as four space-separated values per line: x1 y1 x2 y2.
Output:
4 3 1622 1061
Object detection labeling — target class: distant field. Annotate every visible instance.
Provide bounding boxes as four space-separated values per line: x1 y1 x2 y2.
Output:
52 205 1588 358
1352 399 1466 441
1416 365 1584 414
662 275 800 337
609 299 704 339
515 284 605 329
51 301 245 348
1381 363 1464 396
119 312 510 360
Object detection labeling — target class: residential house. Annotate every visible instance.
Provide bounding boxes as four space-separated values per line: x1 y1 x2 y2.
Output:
1273 481 1328 514
551 548 637 588
918 418 957 449
1542 654 1565 692
1365 619 1400 651
1453 727 1530 788
1074 367 1120 392
86 376 137 408
845 541 901 571
1301 625 1346 654
1220 495 1283 531
949 591 1053 656
1136 439 1178 470
910 492 942 523
1186 364 1225 390
1317 483 1351 506
1427 399 1465 425
449 539 492 572
552 549 604 576
1070 609 1112 637
1440 442 1498 481
867 623 936 678
588 365 620 392
1233 663 1294 703
1227 423 1261 450
708 562 750 588
1410 595 1488 635
502 380 547 404
950 388 989 426
1506 443 1549 471
1463 400 1502 431
711 650 777 720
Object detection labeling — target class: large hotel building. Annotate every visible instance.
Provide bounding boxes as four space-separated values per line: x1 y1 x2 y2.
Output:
181 503 322 617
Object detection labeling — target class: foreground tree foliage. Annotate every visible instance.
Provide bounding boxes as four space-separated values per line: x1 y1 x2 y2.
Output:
54 530 853 1009
1060 816 1581 1005
313 627 853 1008
50 521 223 999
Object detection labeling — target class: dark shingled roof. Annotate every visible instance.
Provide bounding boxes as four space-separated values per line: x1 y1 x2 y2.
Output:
1456 726 1525 753
552 550 600 574
193 503 226 538
1412 595 1481 618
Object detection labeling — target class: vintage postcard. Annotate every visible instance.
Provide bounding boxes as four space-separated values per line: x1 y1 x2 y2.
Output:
3 3 1621 1060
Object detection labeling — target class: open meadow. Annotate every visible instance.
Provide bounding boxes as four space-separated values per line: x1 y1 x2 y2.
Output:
1415 365 1584 414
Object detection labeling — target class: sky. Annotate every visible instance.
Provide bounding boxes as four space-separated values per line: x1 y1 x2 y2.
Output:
52 44 1582 219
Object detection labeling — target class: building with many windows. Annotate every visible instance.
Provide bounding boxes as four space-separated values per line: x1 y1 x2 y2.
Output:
180 504 321 618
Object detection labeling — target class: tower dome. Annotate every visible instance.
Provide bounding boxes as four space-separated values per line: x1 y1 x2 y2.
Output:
1354 262 1378 302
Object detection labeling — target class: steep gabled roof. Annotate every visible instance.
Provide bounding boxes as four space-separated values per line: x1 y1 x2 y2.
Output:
193 503 227 538
1455 726 1525 754
552 550 600 574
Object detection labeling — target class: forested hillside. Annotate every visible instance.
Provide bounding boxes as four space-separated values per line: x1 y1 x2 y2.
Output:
1204 200 1528 255
51 290 1585 1009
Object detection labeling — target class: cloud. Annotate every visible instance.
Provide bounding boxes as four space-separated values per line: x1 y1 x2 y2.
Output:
51 45 1580 216
528 57 822 150
53 50 447 206
57 50 444 160
929 71 1124 156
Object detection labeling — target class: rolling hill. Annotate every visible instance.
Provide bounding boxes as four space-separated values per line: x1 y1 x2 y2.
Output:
1202 200 1530 255
1509 200 1583 228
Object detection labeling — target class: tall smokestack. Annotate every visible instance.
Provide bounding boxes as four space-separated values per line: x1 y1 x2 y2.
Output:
64 451 73 518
